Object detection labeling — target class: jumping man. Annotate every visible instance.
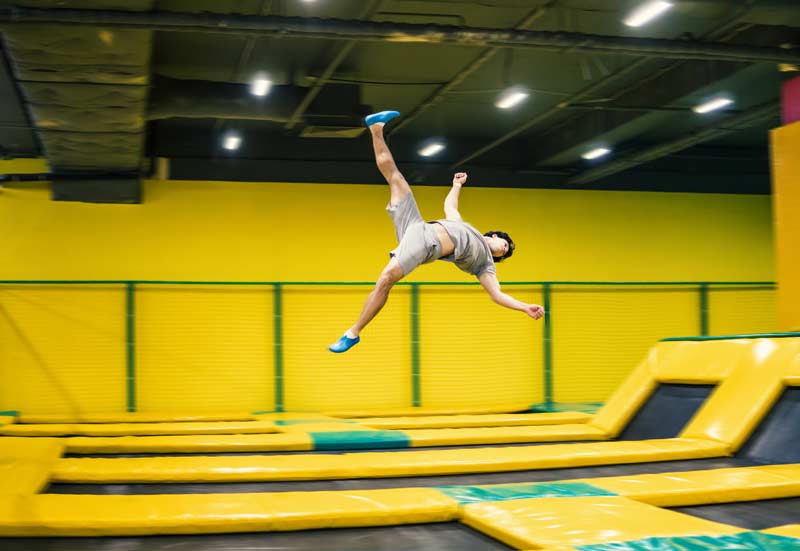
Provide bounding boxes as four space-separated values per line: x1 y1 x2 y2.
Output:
329 110 545 353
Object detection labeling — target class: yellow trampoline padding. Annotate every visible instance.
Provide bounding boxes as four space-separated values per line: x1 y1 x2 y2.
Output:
461 496 741 550
63 432 314 454
18 412 257 424
325 403 535 418
0 488 460 537
1 420 279 437
277 423 377 433
763 525 800 538
358 412 592 429
406 424 607 447
654 339 750 383
784 375 800 385
589 351 657 437
575 464 800 507
52 438 727 483
0 438 64 495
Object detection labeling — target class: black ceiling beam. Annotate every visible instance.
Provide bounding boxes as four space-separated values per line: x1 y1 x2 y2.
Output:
566 100 779 185
388 0 557 136
1 6 798 64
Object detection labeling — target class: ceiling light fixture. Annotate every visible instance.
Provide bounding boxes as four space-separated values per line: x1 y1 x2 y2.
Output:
692 97 734 114
495 88 530 109
250 78 272 97
582 147 611 160
223 134 242 151
624 1 673 27
419 143 445 157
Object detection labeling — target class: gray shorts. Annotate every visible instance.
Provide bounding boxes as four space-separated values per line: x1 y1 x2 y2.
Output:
387 193 442 275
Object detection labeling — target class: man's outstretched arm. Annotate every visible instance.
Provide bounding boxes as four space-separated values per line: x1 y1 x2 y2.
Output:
444 172 467 221
479 272 545 319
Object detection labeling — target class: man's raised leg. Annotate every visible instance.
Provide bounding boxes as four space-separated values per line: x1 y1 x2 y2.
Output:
367 113 411 207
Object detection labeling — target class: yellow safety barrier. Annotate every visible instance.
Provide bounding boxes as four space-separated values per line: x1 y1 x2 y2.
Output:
0 488 460 537
0 438 64 495
63 432 314 454
52 438 727 483
19 412 257 424
358 412 592 429
461 496 741 550
406 425 607 447
1 420 279 437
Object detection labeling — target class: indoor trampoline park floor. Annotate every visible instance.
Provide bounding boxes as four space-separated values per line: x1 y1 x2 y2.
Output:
1 333 800 550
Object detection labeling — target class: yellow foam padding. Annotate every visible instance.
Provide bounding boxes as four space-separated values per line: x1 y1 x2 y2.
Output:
277 423 377 433
253 413 339 422
326 403 535 417
358 412 593 429
1 420 279 437
63 432 314 454
460 496 741 550
681 337 800 450
406 424 607 447
784 375 800 385
19 412 257 424
0 438 64 495
654 339 751 383
0 488 460 537
763 525 800 538
52 438 727 483
575 464 800 507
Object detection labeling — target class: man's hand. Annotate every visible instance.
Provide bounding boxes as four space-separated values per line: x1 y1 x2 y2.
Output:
525 304 545 320
452 172 468 186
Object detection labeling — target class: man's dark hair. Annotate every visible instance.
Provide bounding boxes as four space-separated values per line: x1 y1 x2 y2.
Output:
484 230 515 262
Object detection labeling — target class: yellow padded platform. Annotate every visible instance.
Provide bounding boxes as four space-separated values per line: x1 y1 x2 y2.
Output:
0 488 460 537
0 438 64 495
461 496 741 550
63 432 314 454
19 412 257 424
1 420 279 437
405 424 607 446
358 412 592 429
763 525 800 538
575 464 800 507
52 438 727 483
325 403 535 417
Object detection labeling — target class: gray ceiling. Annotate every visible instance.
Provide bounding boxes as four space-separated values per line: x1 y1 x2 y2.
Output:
1 0 799 201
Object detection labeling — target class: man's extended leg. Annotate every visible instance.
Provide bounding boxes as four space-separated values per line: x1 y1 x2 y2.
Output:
328 258 404 353
368 117 411 207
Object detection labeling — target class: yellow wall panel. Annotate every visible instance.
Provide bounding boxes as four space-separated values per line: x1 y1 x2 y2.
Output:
136 286 274 412
708 287 778 336
0 285 125 413
419 286 544 408
552 286 698 402
282 286 411 410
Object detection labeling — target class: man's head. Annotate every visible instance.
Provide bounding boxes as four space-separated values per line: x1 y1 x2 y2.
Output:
484 230 515 262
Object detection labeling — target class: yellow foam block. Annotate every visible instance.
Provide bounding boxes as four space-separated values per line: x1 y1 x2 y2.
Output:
763 525 800 538
785 375 800 385
253 413 339 422
0 438 64 495
52 438 727 483
359 412 592 429
407 424 607 447
589 351 657 437
326 403 534 418
278 423 376 433
64 432 313 454
0 488 460 537
654 339 750 383
1 420 278 437
19 412 257 424
682 337 800 450
578 464 800 507
461 496 741 549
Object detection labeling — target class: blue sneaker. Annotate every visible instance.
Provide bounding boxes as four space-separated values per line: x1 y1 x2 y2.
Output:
365 110 400 127
329 334 360 353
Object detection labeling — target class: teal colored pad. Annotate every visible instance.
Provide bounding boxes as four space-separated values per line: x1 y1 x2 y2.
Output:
275 419 356 426
577 532 800 551
0 411 18 417
530 402 603 414
437 482 616 504
311 430 410 450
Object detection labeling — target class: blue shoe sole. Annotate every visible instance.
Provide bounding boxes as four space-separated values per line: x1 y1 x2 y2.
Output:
365 110 400 127
329 335 360 353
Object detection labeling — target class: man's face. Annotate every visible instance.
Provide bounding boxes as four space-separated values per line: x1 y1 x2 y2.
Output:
489 234 510 258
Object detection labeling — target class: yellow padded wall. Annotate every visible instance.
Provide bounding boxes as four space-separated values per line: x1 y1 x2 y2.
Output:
136 285 274 412
0 285 126 414
552 286 697 402
282 285 411 411
419 285 544 408
709 286 777 336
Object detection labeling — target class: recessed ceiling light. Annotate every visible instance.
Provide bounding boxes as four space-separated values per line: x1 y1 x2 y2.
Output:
693 97 734 114
223 134 242 150
495 88 530 110
419 143 445 157
582 147 611 160
250 78 272 97
624 1 672 27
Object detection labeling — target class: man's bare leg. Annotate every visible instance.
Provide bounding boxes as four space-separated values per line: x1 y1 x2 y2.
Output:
347 258 404 337
370 122 412 206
